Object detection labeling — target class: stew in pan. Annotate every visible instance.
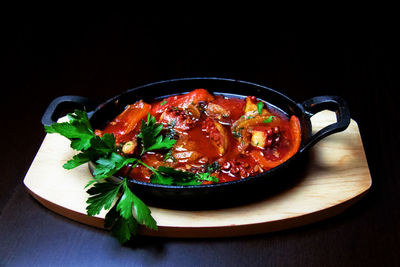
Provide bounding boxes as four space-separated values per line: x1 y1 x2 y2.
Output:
94 89 301 184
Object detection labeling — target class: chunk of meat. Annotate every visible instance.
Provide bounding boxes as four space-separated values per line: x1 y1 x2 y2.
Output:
159 105 199 131
232 115 279 152
244 96 259 113
244 96 270 116
250 126 281 149
171 134 203 163
201 118 229 156
249 115 301 169
205 103 231 121
173 151 202 163
251 130 267 149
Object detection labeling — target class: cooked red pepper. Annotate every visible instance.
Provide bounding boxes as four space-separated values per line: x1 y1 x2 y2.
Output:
151 88 214 115
99 100 151 144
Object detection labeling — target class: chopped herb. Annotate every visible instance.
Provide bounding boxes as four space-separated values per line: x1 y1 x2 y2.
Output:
232 130 242 138
160 100 167 106
257 101 263 115
263 116 275 123
163 150 175 162
167 118 177 128
164 119 178 140
205 161 221 173
166 129 177 139
196 172 219 182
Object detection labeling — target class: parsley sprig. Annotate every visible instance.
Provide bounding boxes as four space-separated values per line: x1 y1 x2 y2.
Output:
45 110 157 243
150 166 218 186
45 109 218 244
139 114 177 155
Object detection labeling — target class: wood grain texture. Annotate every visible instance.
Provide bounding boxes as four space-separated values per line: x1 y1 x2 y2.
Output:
23 111 371 238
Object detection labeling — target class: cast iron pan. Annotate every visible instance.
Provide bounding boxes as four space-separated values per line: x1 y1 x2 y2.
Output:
42 78 350 209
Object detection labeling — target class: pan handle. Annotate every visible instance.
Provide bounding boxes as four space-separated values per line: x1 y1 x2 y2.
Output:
300 96 351 152
41 95 99 126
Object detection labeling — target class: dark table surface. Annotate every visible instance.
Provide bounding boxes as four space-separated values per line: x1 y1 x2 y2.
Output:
1 12 399 266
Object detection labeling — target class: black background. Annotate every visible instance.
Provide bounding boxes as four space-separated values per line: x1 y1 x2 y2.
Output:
1 11 399 266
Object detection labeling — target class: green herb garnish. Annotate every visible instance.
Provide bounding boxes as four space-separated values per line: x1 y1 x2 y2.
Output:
165 119 178 139
204 161 221 173
257 101 263 115
150 166 218 186
45 109 218 244
160 100 167 106
232 130 242 138
45 110 158 244
139 114 177 155
263 116 275 123
163 150 175 162
102 178 157 243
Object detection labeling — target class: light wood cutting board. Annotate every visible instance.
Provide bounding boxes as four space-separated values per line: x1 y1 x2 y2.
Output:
24 111 372 238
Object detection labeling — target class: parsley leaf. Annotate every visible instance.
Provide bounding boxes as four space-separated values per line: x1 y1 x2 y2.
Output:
119 178 157 230
63 149 98 169
196 172 219 183
67 109 92 131
149 171 175 185
45 120 94 150
104 204 138 244
86 181 122 216
150 166 218 186
146 135 177 152
139 114 176 155
62 134 117 170
92 152 137 179
151 166 198 186
91 133 117 153
87 178 157 244
45 110 116 163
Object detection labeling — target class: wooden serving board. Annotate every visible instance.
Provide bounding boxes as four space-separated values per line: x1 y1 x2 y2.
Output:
24 111 371 238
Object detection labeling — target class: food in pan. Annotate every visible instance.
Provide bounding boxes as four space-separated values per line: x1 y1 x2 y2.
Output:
94 89 301 184
44 88 301 244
